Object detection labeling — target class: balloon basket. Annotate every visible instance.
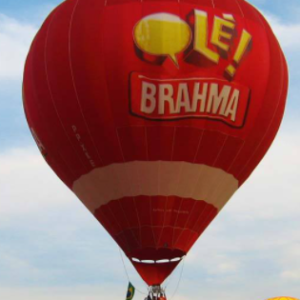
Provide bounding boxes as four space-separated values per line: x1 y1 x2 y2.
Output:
145 285 167 300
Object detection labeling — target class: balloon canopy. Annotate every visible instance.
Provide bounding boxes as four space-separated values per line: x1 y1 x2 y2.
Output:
268 298 299 300
23 0 288 287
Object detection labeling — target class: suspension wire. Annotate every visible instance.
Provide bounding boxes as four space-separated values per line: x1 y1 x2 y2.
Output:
118 248 148 296
163 257 185 291
169 257 185 300
163 267 176 291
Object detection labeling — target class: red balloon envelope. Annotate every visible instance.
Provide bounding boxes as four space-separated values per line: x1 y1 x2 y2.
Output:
23 0 288 287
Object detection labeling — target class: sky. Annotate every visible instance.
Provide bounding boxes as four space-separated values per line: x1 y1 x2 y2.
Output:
0 0 300 299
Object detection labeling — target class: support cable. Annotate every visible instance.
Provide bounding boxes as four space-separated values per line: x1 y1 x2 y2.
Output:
119 248 148 296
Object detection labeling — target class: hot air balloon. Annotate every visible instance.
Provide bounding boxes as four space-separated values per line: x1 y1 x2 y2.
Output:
268 298 299 300
23 0 288 298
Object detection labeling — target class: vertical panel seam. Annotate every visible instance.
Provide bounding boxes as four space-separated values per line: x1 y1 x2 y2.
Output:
43 5 88 173
68 0 104 166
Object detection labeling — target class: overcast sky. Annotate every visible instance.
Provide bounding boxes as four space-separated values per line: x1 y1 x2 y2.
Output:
0 0 299 299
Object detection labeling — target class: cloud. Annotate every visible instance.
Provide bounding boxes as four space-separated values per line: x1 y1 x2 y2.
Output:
0 14 37 80
263 13 300 52
0 147 72 218
0 286 122 300
280 242 300 282
180 124 300 299
226 127 300 220
1 122 300 299
0 146 150 296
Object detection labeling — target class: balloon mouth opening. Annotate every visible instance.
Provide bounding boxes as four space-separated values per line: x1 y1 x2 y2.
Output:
131 257 184 264
129 248 186 265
